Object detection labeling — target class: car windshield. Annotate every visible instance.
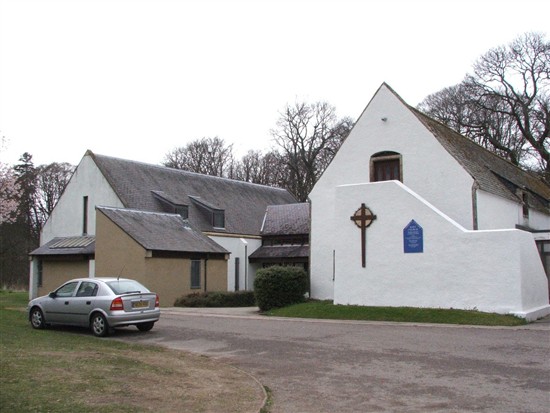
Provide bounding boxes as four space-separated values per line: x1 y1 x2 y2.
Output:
106 280 149 295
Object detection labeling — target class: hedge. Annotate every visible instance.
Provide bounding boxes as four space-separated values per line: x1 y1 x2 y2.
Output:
174 291 256 307
254 266 308 311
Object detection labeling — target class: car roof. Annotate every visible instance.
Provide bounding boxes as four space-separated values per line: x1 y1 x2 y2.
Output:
65 277 135 283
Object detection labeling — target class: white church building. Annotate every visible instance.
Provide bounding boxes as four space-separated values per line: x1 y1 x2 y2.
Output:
309 83 550 321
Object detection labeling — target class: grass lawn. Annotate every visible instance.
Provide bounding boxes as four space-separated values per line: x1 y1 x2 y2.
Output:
266 300 528 326
0 291 263 413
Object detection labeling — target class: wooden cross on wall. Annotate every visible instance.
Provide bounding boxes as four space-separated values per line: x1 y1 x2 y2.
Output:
350 203 377 268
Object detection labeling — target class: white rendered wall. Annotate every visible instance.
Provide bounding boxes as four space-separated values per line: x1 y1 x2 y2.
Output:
310 84 475 300
476 190 522 230
331 181 549 320
41 154 123 244
209 235 261 291
526 209 550 234
477 190 550 243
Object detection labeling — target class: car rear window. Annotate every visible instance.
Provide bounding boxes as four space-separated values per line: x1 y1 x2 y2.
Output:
106 280 149 295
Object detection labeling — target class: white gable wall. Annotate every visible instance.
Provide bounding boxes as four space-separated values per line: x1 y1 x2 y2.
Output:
41 154 123 244
312 84 476 229
310 84 475 300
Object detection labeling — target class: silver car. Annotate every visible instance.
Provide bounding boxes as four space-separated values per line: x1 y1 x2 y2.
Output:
28 277 160 337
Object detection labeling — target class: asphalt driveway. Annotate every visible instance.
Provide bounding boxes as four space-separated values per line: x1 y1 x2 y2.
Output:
115 308 550 413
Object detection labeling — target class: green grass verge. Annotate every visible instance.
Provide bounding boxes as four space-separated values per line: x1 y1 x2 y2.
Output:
0 290 263 413
266 300 527 326
0 291 165 412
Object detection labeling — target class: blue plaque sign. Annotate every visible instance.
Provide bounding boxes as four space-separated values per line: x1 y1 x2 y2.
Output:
404 220 423 253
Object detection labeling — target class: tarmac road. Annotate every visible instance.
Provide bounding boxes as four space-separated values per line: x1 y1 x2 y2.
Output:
115 308 550 413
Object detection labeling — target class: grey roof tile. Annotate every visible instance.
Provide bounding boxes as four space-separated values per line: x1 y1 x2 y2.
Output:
88 151 297 235
261 203 310 236
97 206 228 254
248 245 309 260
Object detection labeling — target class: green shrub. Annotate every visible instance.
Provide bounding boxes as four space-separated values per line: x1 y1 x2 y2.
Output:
254 266 308 311
174 291 256 307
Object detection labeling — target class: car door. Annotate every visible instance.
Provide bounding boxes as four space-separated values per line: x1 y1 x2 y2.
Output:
41 281 79 324
71 281 99 326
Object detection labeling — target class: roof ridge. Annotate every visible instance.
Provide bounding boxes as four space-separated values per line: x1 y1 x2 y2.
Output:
90 151 290 192
97 205 182 218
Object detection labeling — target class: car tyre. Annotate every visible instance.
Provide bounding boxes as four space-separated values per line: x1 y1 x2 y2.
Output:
91 313 110 337
30 307 46 329
136 322 154 332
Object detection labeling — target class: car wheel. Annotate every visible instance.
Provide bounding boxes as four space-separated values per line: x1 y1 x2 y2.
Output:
30 307 46 329
136 322 154 332
91 313 110 337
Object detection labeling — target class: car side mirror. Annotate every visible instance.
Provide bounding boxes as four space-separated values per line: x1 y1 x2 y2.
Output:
48 292 57 298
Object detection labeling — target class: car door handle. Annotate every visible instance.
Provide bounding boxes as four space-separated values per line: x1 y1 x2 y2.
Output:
64 301 69 305
86 301 91 305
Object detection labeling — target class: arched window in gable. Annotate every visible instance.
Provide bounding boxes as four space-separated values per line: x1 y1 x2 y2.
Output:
370 151 402 182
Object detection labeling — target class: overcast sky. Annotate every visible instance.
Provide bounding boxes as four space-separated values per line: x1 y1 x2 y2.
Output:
1 0 548 167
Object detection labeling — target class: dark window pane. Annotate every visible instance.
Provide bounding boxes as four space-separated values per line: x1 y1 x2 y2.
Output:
213 211 225 228
175 205 188 219
191 260 201 289
373 158 400 182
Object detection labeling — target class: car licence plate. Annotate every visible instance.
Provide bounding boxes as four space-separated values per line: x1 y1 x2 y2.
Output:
132 300 149 309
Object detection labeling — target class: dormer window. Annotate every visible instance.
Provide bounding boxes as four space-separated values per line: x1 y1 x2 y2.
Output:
213 211 225 228
151 191 188 219
189 196 226 229
175 205 189 219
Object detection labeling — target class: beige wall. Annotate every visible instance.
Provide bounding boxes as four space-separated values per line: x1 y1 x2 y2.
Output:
95 211 147 279
38 259 90 297
205 259 227 291
143 256 227 306
95 210 228 306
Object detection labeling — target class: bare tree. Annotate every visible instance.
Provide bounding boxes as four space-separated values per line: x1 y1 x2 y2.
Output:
35 162 75 223
231 149 288 187
419 84 529 166
419 32 549 176
163 137 234 177
271 101 353 201
234 150 263 183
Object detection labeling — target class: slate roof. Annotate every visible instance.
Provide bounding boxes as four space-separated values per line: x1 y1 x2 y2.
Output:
249 245 309 261
261 203 310 236
30 236 95 256
97 207 228 254
87 151 297 236
381 84 550 214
